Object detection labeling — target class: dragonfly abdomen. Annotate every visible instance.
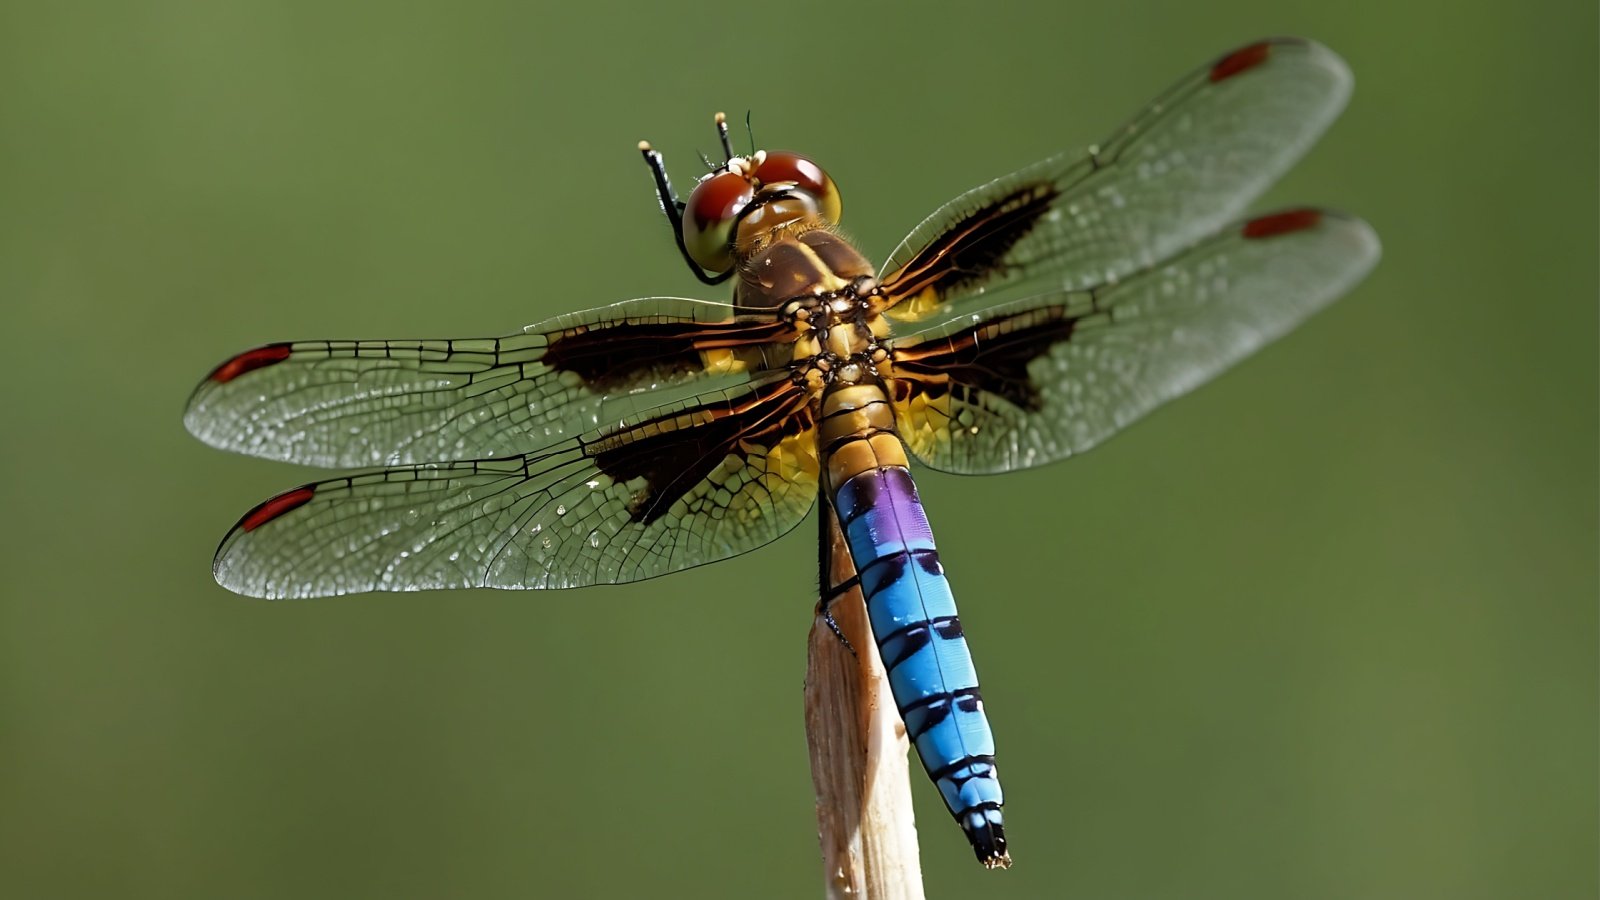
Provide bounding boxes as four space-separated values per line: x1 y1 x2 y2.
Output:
821 383 1008 867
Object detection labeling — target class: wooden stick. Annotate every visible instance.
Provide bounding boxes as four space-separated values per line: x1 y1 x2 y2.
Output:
805 508 925 900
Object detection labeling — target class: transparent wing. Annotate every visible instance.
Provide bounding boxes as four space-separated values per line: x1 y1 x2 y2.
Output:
887 209 1380 474
185 296 795 468
876 38 1353 321
212 377 821 598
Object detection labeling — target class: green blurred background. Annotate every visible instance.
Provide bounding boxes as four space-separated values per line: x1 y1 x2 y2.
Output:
2 1 1594 897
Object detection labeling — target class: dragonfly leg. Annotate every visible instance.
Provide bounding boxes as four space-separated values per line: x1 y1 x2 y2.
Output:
817 506 859 656
818 583 860 655
637 140 733 286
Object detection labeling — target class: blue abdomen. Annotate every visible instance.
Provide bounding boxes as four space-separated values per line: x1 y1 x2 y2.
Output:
832 464 1007 865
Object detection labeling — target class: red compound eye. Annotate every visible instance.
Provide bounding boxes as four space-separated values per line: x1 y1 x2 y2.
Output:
682 170 755 273
754 151 841 224
754 151 826 195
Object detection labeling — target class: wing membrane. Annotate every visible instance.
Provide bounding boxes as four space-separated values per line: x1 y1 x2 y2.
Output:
185 297 794 467
888 209 1380 474
876 38 1353 321
213 376 820 598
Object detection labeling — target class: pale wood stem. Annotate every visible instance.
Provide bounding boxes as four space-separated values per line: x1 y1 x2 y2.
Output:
805 508 925 900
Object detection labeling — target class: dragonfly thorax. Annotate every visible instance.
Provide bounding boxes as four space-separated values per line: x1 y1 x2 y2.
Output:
734 227 877 310
782 281 891 394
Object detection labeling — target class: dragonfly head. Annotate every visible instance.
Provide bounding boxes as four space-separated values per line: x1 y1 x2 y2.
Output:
682 148 842 274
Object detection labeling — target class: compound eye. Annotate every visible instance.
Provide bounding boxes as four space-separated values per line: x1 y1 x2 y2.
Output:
754 151 841 224
683 170 755 273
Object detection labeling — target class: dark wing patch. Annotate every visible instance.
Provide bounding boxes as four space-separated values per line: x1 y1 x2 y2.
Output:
875 182 1060 309
541 317 789 390
591 378 815 523
888 209 1380 475
892 306 1079 414
210 376 822 598
185 297 792 468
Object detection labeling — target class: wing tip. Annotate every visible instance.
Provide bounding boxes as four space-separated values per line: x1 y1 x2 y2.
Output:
1208 37 1351 100
184 342 297 448
239 486 317 533
1209 40 1276 83
211 486 320 599
1243 205 1374 238
206 342 294 384
1241 207 1382 276
1241 207 1324 239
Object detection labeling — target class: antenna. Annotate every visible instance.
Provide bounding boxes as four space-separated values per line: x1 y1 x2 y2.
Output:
714 111 735 162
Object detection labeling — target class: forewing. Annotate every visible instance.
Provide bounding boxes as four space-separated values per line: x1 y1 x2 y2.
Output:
876 38 1353 321
889 209 1380 474
212 376 820 598
185 297 793 467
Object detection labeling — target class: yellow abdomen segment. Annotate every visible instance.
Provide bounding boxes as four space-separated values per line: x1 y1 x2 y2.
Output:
820 383 906 492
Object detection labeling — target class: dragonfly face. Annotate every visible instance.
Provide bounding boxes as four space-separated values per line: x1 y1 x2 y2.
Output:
185 38 1381 868
677 143 842 277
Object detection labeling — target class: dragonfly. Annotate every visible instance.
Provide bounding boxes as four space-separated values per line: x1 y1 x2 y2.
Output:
185 37 1379 868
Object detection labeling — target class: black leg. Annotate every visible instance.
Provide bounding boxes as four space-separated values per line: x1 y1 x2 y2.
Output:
638 140 734 286
817 505 858 656
638 141 684 215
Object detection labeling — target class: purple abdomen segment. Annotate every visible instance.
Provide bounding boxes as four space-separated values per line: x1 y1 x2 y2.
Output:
832 465 1007 866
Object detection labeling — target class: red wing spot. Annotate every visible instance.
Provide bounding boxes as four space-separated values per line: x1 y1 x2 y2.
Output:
1210 41 1273 83
1242 208 1323 239
209 343 293 383
240 486 316 532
